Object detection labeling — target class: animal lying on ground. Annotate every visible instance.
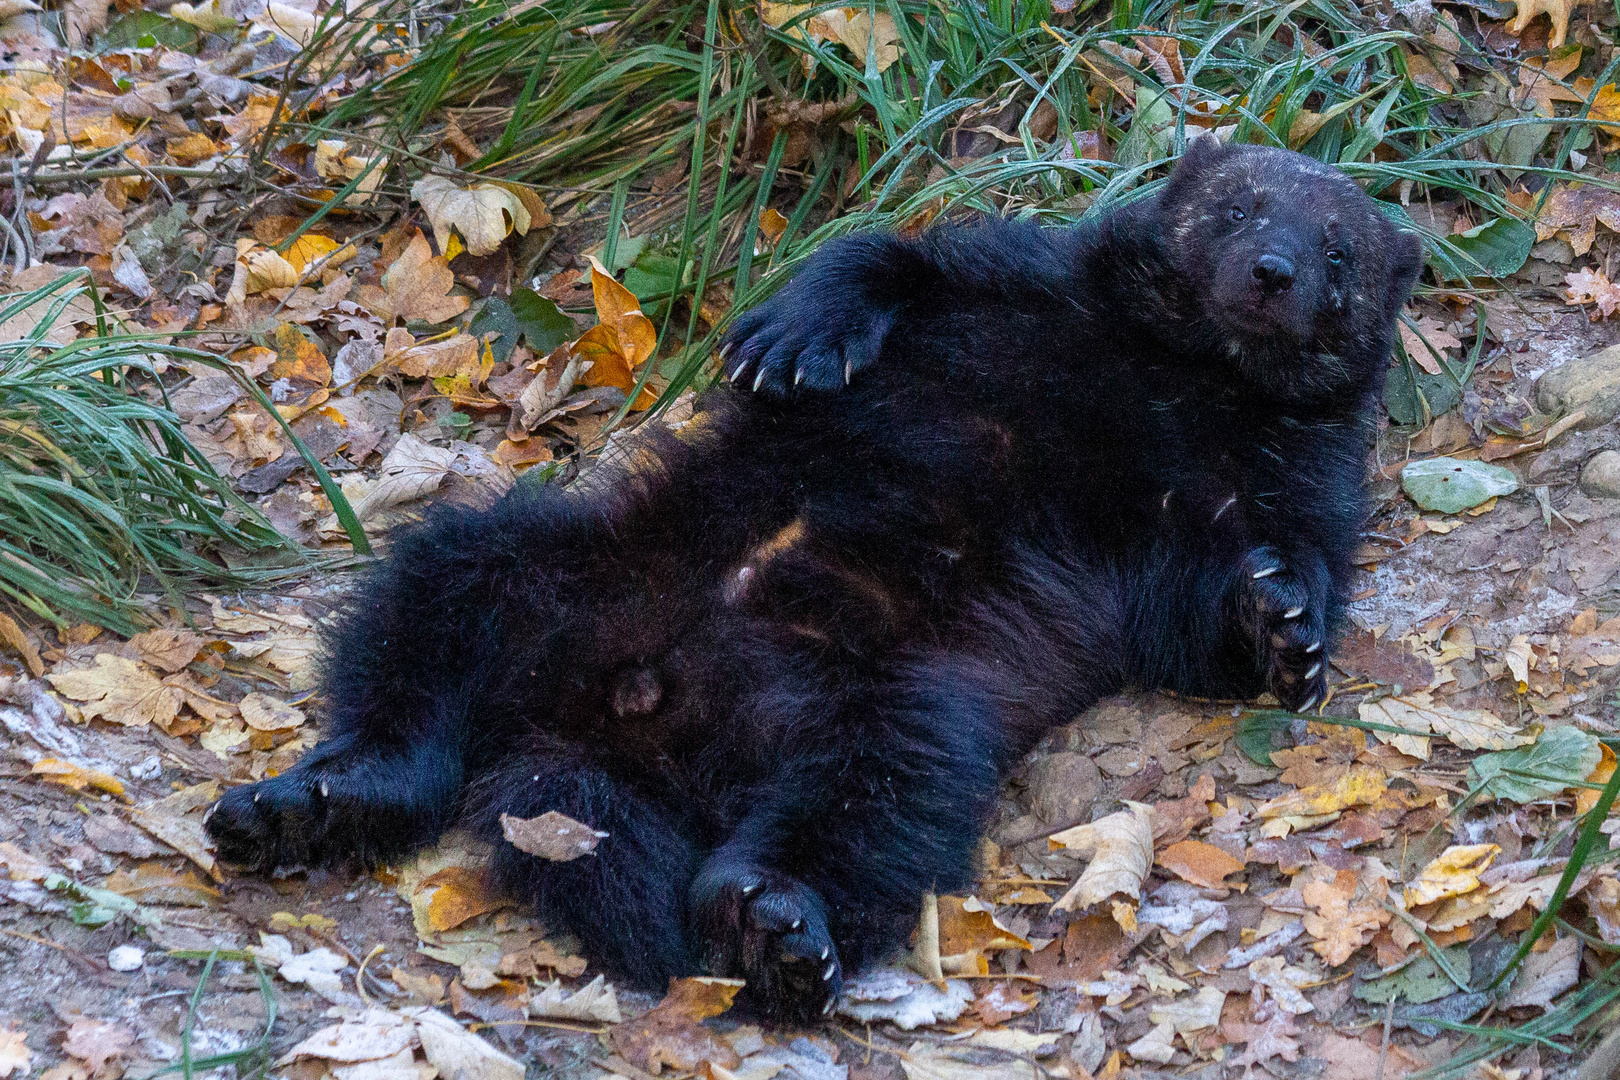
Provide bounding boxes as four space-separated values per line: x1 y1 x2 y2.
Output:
206 138 1424 1022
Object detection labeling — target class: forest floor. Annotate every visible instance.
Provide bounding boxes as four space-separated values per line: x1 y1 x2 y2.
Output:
7 0 1620 1079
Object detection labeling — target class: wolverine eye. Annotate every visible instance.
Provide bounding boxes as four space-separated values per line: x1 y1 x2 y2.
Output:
1229 206 1246 222
1325 249 1343 265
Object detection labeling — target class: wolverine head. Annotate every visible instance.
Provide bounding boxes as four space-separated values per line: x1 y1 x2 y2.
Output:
1156 137 1425 400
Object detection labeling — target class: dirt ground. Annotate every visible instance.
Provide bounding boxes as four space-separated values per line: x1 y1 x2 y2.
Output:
4 295 1620 1080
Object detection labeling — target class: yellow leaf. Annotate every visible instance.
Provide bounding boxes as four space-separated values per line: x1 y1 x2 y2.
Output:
31 759 125 796
165 132 220 165
0 611 42 676
1404 843 1499 907
1257 764 1386 819
285 233 352 274
270 323 332 387
1571 79 1620 136
46 654 183 730
1301 868 1391 966
422 865 505 931
1579 743 1617 816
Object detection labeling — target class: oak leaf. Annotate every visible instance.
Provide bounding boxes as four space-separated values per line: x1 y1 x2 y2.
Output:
1257 764 1386 819
1507 0 1577 48
610 977 744 1075
1301 868 1390 966
1567 267 1620 319
47 654 183 730
379 230 470 325
62 1019 132 1075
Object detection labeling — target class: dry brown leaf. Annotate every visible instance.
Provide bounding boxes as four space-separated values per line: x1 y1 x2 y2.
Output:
62 1019 132 1075
499 811 605 861
1155 839 1245 888
610 977 744 1075
0 612 42 676
166 132 221 165
0 841 52 881
1567 267 1620 319
0 1027 31 1080
380 230 470 325
129 628 203 673
240 692 305 731
131 781 222 880
1399 313 1462 376
1048 802 1152 918
1302 867 1391 966
1507 0 1577 48
423 865 506 931
1359 693 1532 759
47 654 182 729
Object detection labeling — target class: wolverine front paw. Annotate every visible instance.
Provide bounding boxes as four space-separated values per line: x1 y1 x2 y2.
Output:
1241 547 1327 712
206 771 333 871
690 860 842 1023
721 290 894 397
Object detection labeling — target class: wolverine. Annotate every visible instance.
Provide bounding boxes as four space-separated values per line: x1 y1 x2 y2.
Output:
207 139 1424 1021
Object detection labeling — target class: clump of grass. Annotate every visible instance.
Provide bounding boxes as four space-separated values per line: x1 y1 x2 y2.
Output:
0 274 353 635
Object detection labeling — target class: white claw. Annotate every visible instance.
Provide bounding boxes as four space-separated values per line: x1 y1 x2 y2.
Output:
844 359 853 384
823 963 836 981
1252 566 1278 579
1283 606 1304 619
253 791 261 803
1300 694 1319 712
1305 640 1322 654
731 363 748 382
820 946 829 960
753 367 767 392
319 781 329 798
1305 662 1322 679
795 367 806 386
742 883 759 896
790 918 802 930
822 1000 835 1016
718 342 734 362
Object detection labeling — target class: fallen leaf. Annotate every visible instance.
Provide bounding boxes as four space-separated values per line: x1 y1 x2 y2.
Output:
1469 725 1602 803
1507 0 1577 48
530 975 622 1023
128 629 204 673
1503 935 1581 1009
610 977 744 1075
1567 267 1620 319
575 257 658 410
1359 694 1533 760
900 1041 1033 1080
61 1019 132 1075
937 894 1030 975
837 968 975 1029
1155 839 1245 888
1257 764 1386 819
424 866 506 932
498 810 605 862
47 654 182 730
379 230 471 325
1405 844 1499 906
0 1027 31 1079
1580 744 1619 816
412 175 534 257
1401 458 1519 515
1302 868 1391 966
279 1010 414 1064
353 433 458 520
82 815 165 858
1048 802 1153 916
1584 875 1620 943
0 612 43 676
239 692 305 731
130 781 221 880
1247 956 1315 1014
31 759 125 797
1399 313 1463 375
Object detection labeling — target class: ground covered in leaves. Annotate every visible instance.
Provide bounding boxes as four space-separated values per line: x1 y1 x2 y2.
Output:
8 0 1620 1077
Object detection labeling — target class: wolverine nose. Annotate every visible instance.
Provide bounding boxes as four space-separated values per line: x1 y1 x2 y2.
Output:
1252 253 1295 294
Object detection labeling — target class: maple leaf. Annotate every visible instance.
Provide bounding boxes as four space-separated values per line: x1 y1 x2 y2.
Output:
1506 0 1578 48
609 977 743 1075
412 175 538 258
373 230 471 325
1398 312 1462 376
47 653 184 730
1301 867 1391 966
1567 267 1620 319
1048 802 1153 917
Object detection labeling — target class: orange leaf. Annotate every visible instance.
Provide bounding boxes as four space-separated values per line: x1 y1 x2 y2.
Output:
1579 743 1617 816
32 759 125 797
269 323 332 388
422 865 504 931
1155 839 1245 888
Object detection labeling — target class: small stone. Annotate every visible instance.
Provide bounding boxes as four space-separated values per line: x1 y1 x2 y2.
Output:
1027 751 1103 825
1536 344 1620 430
108 945 144 971
128 755 161 780
1581 451 1620 499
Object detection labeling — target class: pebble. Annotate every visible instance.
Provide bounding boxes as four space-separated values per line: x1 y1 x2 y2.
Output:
1581 450 1620 499
1536 344 1620 430
108 945 144 972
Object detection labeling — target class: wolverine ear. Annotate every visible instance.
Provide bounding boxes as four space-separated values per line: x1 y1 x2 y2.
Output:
1383 222 1426 318
1173 132 1227 181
